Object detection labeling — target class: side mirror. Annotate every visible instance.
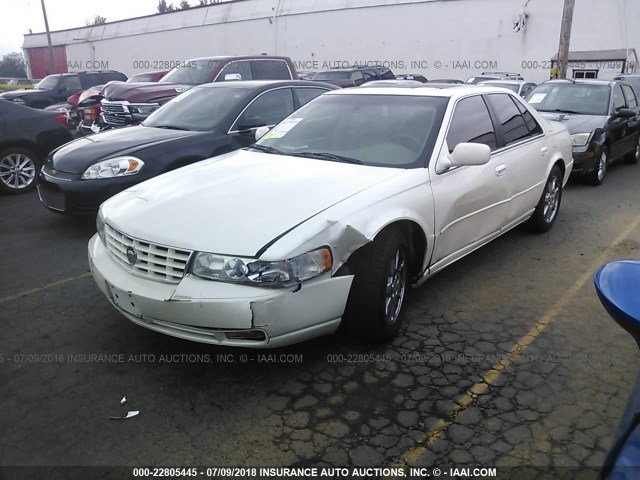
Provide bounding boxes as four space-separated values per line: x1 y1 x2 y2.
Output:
255 126 270 141
224 73 242 81
448 142 491 167
615 108 636 118
236 115 266 132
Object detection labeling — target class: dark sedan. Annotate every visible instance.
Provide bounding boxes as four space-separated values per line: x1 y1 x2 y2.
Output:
0 100 72 193
37 80 337 215
526 79 640 185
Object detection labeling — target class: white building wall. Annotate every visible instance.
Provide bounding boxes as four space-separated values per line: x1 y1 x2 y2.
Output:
22 0 640 84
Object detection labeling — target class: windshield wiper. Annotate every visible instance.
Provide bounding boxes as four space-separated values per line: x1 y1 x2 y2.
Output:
248 144 284 155
289 152 364 165
151 125 190 131
539 108 581 115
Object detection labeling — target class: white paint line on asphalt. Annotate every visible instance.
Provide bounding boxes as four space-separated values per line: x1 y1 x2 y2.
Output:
0 272 92 305
396 211 640 467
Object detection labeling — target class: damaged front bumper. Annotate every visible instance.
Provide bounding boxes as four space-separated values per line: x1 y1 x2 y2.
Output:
88 234 353 348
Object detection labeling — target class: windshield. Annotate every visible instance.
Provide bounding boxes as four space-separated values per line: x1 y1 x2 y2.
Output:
481 82 519 93
313 71 351 80
255 94 448 168
526 83 611 115
160 60 220 85
143 86 249 131
34 75 59 90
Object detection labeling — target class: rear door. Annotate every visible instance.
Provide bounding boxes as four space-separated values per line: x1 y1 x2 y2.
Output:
485 93 547 224
430 94 509 269
621 84 640 154
610 84 630 158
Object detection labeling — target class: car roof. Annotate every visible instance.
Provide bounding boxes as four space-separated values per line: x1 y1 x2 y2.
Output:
325 84 514 99
194 80 338 91
187 55 292 62
545 79 614 86
478 79 527 85
360 79 425 87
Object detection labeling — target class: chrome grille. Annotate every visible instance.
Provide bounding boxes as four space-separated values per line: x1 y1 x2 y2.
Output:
105 224 192 283
41 165 76 181
101 101 131 126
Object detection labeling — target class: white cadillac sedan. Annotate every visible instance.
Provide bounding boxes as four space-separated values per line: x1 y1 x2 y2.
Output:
88 85 573 347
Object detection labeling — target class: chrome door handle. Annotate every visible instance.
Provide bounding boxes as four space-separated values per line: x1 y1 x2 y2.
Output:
495 165 507 176
541 147 548 155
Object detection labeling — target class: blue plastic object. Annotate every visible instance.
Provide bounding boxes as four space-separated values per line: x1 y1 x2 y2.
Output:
595 260 640 480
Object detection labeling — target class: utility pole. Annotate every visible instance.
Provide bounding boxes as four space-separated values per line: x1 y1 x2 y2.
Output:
40 0 56 74
556 0 576 79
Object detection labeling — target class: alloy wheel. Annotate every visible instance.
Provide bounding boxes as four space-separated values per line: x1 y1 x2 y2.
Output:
0 153 36 190
384 248 407 325
543 174 560 223
597 150 607 182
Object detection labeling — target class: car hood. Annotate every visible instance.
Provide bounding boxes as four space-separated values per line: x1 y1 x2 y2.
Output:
1 89 43 99
101 81 192 103
50 126 203 173
102 150 405 256
538 112 607 134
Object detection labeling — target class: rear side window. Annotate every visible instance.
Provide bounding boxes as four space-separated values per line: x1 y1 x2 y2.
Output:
104 72 127 82
513 97 543 136
351 71 365 86
446 95 497 152
486 94 530 146
622 85 638 108
234 88 294 128
377 68 395 80
362 70 375 81
295 87 329 107
251 60 291 80
217 61 253 81
80 73 101 88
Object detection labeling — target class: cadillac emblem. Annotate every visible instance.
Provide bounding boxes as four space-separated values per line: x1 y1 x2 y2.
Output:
126 246 138 265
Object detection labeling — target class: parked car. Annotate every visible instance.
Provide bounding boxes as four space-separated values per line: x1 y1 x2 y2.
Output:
100 56 298 128
88 85 572 347
396 74 428 83
312 65 395 88
594 260 640 480
478 79 537 97
0 70 127 109
297 71 318 80
38 80 336 215
0 100 72 193
429 79 464 84
525 79 640 185
126 71 169 83
466 72 524 84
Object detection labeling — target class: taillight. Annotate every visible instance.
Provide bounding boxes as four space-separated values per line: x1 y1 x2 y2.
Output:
55 114 68 127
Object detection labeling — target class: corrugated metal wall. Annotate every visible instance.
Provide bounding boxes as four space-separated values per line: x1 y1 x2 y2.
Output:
25 46 68 79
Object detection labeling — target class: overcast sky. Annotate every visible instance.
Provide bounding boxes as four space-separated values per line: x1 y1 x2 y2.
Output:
0 0 172 56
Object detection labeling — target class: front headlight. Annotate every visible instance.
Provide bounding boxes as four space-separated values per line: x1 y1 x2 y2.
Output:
12 98 25 105
130 105 159 115
571 132 592 147
96 211 106 244
81 156 144 180
191 247 333 287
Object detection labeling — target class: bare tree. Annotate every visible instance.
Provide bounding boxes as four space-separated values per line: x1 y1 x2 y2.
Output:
85 15 107 26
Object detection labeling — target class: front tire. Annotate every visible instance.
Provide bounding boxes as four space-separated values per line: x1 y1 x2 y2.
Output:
528 165 563 233
587 147 608 186
0 147 39 194
343 228 410 341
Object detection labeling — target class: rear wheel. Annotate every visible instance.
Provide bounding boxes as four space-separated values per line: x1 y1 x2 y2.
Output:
625 135 640 164
343 228 410 341
587 147 608 186
528 165 563 233
0 148 39 194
